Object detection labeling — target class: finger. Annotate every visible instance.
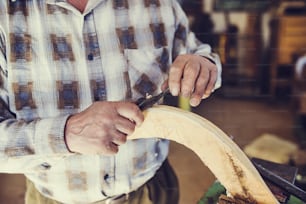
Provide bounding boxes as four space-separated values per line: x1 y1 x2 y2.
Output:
106 142 119 154
169 56 188 96
116 103 144 126
112 131 127 145
115 117 136 135
101 140 119 155
86 138 118 155
203 65 218 97
181 60 201 98
161 79 168 91
190 66 209 107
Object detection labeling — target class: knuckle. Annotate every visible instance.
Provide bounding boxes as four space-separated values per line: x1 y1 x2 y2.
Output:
100 120 111 129
198 75 209 84
119 135 127 143
130 106 143 120
130 104 140 113
170 64 182 70
169 67 181 76
200 64 210 71
193 90 203 98
136 107 143 116
106 148 118 155
198 81 207 89
185 66 198 76
210 63 217 69
206 82 215 91
194 85 205 95
209 77 217 85
169 77 180 83
181 81 193 91
115 139 125 146
129 123 136 131
181 81 192 90
104 142 118 155
199 75 209 84
210 66 218 73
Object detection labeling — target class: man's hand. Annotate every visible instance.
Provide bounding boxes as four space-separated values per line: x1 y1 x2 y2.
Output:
64 101 144 155
167 54 218 107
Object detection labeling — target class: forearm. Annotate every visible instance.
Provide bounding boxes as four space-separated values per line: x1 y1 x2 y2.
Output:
0 113 71 173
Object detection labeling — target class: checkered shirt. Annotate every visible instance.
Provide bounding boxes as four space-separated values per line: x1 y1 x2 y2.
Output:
0 0 221 203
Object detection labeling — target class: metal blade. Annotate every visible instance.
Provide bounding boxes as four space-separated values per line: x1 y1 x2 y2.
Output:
253 161 306 202
136 88 170 110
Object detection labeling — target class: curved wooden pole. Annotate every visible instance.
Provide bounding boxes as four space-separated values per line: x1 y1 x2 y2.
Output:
129 105 278 204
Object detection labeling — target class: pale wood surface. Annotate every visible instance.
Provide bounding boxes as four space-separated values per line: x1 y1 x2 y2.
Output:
130 105 278 204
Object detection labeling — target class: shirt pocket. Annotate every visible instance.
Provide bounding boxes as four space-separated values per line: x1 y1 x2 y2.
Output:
124 47 170 100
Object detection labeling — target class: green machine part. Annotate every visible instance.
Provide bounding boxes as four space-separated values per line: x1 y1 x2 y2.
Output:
197 181 304 204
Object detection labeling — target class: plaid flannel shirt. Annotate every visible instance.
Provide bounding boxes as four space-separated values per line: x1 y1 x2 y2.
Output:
0 0 221 203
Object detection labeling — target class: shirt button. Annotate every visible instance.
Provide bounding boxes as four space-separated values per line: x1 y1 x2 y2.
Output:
40 162 51 170
87 53 94 61
104 174 109 181
104 174 114 184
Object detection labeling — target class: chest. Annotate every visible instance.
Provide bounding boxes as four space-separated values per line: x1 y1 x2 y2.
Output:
6 1 176 60
4 1 175 118
67 0 88 13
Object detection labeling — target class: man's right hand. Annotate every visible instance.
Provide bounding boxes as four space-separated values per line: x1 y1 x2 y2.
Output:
64 101 144 155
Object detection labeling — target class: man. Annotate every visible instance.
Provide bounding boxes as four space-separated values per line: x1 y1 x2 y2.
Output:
0 0 221 203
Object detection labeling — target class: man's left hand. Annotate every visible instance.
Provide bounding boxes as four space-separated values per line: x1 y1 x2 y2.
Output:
167 54 218 107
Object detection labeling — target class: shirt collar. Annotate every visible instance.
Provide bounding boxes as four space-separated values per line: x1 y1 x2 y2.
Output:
85 0 106 13
9 0 66 4
44 0 106 15
9 0 107 11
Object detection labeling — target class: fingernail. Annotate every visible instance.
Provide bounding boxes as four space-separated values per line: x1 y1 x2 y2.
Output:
202 94 210 99
190 98 200 107
136 121 143 127
171 87 179 96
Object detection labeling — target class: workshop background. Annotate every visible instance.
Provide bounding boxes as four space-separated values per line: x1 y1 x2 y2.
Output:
1 0 306 203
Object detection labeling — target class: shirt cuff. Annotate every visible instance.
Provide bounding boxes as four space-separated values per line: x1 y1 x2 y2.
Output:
35 115 72 154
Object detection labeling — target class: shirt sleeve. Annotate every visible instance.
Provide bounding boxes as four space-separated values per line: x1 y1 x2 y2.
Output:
0 28 71 174
171 0 222 90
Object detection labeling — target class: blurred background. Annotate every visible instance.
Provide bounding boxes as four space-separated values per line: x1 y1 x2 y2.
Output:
1 0 306 203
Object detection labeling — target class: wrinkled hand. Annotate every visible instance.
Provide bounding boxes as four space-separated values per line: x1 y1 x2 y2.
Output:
165 54 218 107
64 101 144 155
